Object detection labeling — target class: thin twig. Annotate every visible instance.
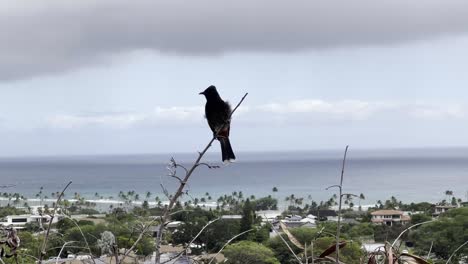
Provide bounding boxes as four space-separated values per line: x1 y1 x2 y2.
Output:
56 241 76 264
264 214 303 264
38 181 72 264
426 241 433 260
161 217 221 264
195 163 220 169
119 216 160 264
390 220 435 248
328 146 349 264
207 229 254 264
61 214 96 263
446 240 468 264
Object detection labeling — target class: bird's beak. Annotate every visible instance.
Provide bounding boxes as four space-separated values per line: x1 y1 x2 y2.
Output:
199 91 204 95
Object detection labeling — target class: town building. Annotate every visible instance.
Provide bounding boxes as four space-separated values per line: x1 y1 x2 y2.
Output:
370 210 410 226
433 205 457 217
0 214 60 229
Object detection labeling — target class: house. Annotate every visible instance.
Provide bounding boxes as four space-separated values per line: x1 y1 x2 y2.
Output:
0 214 59 229
370 210 410 226
257 210 281 223
220 215 242 220
309 210 338 221
280 215 317 229
433 205 456 217
150 221 183 237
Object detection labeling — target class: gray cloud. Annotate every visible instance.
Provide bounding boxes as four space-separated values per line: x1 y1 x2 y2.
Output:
2 0 468 80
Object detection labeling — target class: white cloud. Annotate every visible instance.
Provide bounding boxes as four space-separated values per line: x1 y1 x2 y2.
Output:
47 113 146 129
409 104 465 120
47 106 205 129
45 100 467 129
257 99 396 120
153 106 204 121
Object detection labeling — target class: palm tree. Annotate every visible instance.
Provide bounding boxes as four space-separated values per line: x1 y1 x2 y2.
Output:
146 191 152 199
358 193 365 210
445 190 453 201
377 200 383 209
272 187 278 193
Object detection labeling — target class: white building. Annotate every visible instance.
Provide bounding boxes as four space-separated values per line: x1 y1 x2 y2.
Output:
0 214 59 229
371 210 411 226
281 214 317 228
433 205 456 217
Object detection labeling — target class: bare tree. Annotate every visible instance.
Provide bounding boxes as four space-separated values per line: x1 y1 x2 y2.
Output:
151 92 248 264
38 181 72 264
325 146 358 264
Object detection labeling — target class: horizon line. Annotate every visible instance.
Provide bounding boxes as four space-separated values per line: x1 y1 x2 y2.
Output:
1 145 468 160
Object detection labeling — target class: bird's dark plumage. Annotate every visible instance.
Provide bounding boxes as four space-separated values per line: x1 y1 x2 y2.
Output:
200 85 236 162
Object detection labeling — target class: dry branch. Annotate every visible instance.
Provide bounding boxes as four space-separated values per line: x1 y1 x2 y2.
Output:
161 217 221 264
153 92 248 264
207 229 254 264
264 214 302 263
325 146 349 264
61 214 95 263
38 181 72 264
446 240 468 264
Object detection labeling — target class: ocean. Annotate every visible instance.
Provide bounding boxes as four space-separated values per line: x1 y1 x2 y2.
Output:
0 148 467 208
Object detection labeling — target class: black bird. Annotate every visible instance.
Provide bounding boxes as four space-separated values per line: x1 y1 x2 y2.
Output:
200 85 236 163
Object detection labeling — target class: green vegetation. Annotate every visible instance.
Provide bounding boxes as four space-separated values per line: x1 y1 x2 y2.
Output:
1 189 467 263
410 207 468 262
224 241 280 264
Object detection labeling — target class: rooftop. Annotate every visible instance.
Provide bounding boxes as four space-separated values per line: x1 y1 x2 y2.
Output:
371 210 403 216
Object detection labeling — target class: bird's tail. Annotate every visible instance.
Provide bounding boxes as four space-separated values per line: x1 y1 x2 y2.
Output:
219 137 236 163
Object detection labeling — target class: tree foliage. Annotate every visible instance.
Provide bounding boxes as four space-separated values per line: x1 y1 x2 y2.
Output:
410 207 468 262
224 241 280 264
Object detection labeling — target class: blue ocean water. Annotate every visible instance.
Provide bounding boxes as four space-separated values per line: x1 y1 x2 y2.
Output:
0 148 467 205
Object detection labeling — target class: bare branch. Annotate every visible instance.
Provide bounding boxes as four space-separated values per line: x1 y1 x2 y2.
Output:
119 217 159 263
264 214 303 264
168 175 184 184
391 220 435 248
195 163 220 169
325 185 341 190
332 146 349 264
207 229 254 264
153 92 248 264
38 181 72 264
161 217 221 264
56 241 76 264
446 240 468 264
61 214 95 263
160 183 170 200
341 193 358 198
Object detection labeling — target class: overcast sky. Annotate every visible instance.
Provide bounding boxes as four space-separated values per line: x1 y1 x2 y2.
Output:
1 0 468 157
